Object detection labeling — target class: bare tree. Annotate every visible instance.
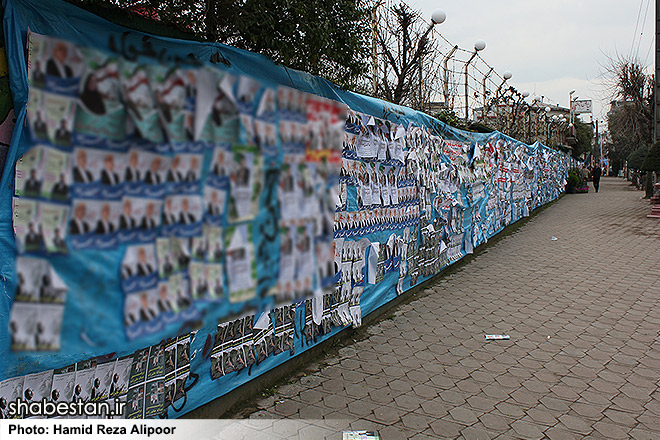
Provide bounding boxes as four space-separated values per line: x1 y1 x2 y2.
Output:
372 2 440 110
603 54 654 194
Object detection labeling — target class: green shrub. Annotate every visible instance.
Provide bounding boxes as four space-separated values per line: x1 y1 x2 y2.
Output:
567 169 580 187
627 145 648 170
642 141 660 172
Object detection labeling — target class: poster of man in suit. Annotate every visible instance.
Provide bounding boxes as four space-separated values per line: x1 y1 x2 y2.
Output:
122 244 157 280
69 201 91 235
100 153 123 186
203 186 226 220
13 199 40 253
14 146 44 198
39 202 69 254
124 150 142 183
142 153 168 187
72 148 99 184
163 195 202 232
45 40 78 78
94 202 117 235
43 93 76 148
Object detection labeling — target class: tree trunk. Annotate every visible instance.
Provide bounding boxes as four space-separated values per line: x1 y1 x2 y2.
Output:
645 171 652 197
645 171 656 198
205 0 218 42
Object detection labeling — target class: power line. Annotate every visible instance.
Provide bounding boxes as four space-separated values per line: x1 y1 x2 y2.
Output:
631 0 645 57
643 34 654 66
635 0 652 59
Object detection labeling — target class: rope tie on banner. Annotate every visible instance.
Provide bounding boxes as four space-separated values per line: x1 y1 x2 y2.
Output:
158 372 199 418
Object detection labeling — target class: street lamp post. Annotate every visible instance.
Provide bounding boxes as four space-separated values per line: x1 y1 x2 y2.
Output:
524 104 535 144
568 90 577 139
418 9 446 110
482 66 494 123
491 70 511 130
464 39 486 123
509 89 529 138
442 45 459 111
558 115 567 145
544 106 551 145
529 95 543 143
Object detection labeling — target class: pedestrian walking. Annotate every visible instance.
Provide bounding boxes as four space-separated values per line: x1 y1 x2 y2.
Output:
591 164 602 193
581 165 590 186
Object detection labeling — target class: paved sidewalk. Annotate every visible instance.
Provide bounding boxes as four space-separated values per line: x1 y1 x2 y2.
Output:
240 178 660 439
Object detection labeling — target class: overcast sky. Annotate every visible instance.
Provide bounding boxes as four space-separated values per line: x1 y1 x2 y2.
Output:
408 0 655 129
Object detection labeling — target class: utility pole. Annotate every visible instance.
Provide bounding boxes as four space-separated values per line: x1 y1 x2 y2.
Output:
652 0 659 195
656 0 660 145
595 119 599 164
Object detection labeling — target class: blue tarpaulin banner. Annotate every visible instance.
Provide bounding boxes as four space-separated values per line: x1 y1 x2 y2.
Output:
0 0 568 418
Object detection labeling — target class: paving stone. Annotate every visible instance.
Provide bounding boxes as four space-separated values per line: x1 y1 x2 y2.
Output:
369 405 403 425
388 378 414 393
417 397 450 418
299 375 323 388
255 395 277 408
470 370 496 383
276 383 307 398
510 388 540 406
368 388 395 405
411 383 440 399
635 411 660 432
460 424 493 440
558 414 593 435
438 389 467 405
377 425 416 440
448 406 479 425
400 412 435 431
544 426 579 440
603 408 637 427
343 383 369 399
409 431 440 440
406 369 433 383
510 420 545 439
466 395 499 412
550 384 581 402
525 407 558 426
589 378 621 395
569 401 607 420
579 390 614 407
297 404 325 419
346 400 376 418
272 400 303 417
348 418 387 433
321 394 352 410
592 420 630 439
619 383 652 400
429 418 464 438
428 374 458 389
610 394 647 413
382 366 407 378
494 401 526 418
481 384 510 401
629 427 658 439
321 379 345 393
